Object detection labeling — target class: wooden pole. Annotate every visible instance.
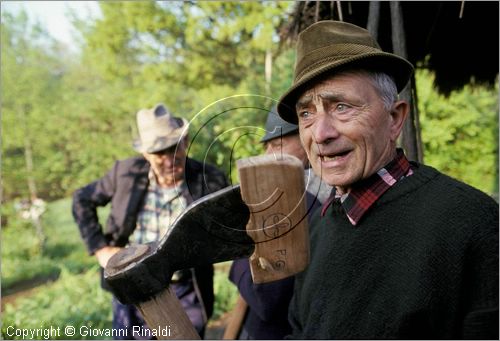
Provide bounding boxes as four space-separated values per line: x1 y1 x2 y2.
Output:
367 1 380 40
137 287 201 340
222 295 248 339
390 1 422 162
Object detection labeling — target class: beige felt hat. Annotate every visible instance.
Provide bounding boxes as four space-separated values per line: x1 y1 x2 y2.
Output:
133 104 188 153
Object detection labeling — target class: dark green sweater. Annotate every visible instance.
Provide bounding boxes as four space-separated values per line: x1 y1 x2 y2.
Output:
289 163 498 339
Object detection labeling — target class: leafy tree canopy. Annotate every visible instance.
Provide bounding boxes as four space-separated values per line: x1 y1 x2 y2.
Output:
1 2 498 202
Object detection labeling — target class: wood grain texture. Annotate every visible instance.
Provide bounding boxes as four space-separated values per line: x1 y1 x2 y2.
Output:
237 154 310 284
137 287 200 340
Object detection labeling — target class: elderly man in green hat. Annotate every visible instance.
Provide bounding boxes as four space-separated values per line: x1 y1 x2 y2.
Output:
72 104 228 339
277 20 498 339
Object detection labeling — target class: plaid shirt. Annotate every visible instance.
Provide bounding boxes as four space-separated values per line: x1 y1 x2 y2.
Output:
321 149 413 226
132 170 188 244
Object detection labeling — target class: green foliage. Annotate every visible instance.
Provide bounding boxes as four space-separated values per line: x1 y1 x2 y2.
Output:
2 197 241 338
74 1 295 184
2 256 61 294
2 267 113 340
212 262 239 319
83 2 291 89
2 197 113 340
1 202 56 291
1 10 63 199
3 2 498 202
417 69 499 195
1 2 297 201
1 198 95 292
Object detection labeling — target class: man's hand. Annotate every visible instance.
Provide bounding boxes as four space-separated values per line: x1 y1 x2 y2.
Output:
95 246 122 268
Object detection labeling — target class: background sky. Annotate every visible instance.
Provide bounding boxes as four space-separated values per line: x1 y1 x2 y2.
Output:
1 1 101 50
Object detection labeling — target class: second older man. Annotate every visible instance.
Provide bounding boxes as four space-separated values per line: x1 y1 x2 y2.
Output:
72 104 228 339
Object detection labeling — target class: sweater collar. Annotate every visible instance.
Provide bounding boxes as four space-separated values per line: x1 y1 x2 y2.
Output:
321 148 413 225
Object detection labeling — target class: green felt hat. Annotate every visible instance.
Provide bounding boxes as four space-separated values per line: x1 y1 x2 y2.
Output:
277 20 414 124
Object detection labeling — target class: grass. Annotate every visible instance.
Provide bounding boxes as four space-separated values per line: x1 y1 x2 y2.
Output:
2 267 113 340
1 199 96 293
212 262 239 320
1 197 238 340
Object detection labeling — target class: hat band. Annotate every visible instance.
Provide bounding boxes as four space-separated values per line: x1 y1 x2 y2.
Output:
295 43 382 82
140 127 186 142
139 135 180 145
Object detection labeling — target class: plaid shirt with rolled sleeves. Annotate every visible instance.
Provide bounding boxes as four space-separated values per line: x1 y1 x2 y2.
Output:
132 169 188 244
321 149 413 226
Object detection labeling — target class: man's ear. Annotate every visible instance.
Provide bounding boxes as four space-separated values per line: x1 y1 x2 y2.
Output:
389 100 409 142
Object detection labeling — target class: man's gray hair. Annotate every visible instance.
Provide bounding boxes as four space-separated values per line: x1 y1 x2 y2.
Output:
368 71 399 111
336 69 399 111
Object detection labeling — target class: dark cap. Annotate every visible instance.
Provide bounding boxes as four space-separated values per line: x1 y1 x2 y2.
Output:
260 107 299 143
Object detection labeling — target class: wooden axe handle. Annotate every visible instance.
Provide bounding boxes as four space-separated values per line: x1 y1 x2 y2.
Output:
222 295 248 339
137 287 200 340
237 154 310 283
105 245 200 340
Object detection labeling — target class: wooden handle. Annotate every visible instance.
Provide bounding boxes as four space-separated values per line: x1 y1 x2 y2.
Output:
222 295 248 339
237 154 310 283
137 287 200 340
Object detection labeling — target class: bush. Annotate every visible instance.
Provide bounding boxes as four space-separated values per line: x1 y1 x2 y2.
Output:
2 266 113 340
1 198 95 293
2 197 240 340
2 257 61 294
212 262 239 320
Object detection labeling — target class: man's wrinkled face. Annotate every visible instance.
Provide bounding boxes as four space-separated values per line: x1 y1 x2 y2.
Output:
264 133 308 167
296 72 401 193
144 140 187 185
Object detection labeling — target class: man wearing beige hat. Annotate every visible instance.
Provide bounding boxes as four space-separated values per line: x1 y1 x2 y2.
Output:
72 104 228 339
277 21 498 339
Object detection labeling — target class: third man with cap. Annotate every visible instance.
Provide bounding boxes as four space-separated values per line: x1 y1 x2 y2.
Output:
227 106 327 339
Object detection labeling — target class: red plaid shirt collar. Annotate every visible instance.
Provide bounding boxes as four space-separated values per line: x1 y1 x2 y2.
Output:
320 149 413 225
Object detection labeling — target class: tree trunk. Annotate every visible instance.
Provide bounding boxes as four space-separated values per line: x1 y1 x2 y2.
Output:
390 1 423 162
265 49 272 95
20 105 46 253
367 1 380 40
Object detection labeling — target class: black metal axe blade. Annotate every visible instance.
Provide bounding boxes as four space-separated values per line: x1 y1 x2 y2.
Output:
104 185 253 305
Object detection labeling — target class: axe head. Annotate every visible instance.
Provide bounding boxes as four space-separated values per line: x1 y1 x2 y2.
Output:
105 185 253 304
